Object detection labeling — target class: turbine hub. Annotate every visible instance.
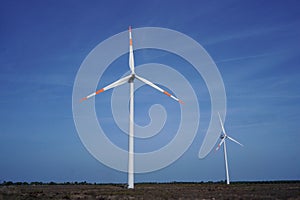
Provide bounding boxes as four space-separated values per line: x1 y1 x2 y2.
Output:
129 74 135 83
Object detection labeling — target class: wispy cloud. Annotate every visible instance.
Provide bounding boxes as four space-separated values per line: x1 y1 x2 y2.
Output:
215 53 273 64
203 21 299 46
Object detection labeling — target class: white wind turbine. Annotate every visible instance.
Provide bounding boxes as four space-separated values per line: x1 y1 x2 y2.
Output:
81 26 183 189
216 112 243 185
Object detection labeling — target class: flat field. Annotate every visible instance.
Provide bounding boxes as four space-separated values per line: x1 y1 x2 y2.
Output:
1 182 299 199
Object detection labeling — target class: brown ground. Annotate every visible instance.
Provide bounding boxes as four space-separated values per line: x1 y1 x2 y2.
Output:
0 182 299 199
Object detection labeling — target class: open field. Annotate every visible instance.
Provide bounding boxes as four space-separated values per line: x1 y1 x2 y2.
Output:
0 182 299 199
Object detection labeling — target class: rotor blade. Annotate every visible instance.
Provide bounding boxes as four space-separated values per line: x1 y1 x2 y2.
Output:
80 75 131 102
227 136 244 147
218 112 227 135
135 75 184 104
216 138 225 151
128 26 135 74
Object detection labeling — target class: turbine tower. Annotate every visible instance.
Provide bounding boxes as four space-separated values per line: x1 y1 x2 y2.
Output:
81 26 183 189
216 112 243 185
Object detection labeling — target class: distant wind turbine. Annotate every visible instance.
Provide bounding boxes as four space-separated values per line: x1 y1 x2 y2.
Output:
216 112 243 185
81 26 183 189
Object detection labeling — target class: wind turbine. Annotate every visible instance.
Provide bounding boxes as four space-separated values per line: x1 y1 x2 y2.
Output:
81 26 183 189
216 112 243 185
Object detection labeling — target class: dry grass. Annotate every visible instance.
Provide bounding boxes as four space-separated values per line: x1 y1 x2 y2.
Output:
0 182 299 199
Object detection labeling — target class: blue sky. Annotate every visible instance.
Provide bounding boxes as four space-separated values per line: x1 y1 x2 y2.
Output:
0 0 299 183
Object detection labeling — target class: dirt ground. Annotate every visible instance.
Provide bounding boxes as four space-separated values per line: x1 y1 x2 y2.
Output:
0 182 299 199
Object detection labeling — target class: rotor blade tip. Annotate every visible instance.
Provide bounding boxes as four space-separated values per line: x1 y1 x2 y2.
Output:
179 99 185 104
163 91 171 97
96 88 104 95
80 97 87 103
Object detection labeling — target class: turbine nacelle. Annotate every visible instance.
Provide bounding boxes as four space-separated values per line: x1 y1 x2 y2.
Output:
128 74 135 83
